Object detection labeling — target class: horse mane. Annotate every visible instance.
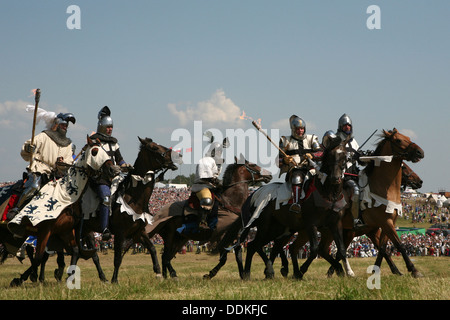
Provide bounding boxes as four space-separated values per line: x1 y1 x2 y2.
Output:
364 131 390 177
222 163 239 187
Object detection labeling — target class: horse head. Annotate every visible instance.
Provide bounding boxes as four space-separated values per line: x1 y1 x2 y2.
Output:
401 162 423 190
221 155 272 188
138 137 182 172
383 128 424 163
82 135 119 182
320 136 349 201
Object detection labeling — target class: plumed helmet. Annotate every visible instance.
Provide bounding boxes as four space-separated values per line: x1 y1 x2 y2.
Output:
338 114 352 135
55 113 76 126
289 115 306 139
97 106 113 135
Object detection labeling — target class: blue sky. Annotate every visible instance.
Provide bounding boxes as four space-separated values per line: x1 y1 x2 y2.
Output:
1 1 449 192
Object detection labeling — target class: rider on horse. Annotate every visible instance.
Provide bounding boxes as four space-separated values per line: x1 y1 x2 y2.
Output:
6 112 76 221
89 106 132 241
278 115 322 214
334 113 365 226
178 139 226 234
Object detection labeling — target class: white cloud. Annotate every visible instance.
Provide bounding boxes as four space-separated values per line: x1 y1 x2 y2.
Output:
167 89 245 128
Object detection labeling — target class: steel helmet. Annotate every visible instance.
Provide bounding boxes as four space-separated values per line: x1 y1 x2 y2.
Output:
289 115 306 140
338 114 353 135
97 106 113 135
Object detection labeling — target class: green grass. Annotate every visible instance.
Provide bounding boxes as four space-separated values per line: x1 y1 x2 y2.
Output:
0 246 448 300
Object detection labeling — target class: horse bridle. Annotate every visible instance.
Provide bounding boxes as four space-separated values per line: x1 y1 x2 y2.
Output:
225 163 265 188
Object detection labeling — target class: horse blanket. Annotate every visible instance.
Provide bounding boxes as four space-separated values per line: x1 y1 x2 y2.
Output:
8 165 89 237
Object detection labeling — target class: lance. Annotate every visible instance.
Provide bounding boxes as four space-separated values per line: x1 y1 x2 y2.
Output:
252 120 298 166
29 89 41 167
357 129 377 151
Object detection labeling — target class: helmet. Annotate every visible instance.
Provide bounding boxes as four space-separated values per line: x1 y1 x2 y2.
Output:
55 113 76 126
289 115 306 140
97 106 113 135
338 114 352 135
322 130 338 148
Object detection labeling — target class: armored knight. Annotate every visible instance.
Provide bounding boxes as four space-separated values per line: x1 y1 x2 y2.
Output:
7 112 76 220
336 113 364 225
90 106 131 240
278 115 322 214
178 136 228 234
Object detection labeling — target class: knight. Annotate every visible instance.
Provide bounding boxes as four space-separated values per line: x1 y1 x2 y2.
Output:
89 106 132 241
335 113 364 227
6 112 76 221
177 134 228 235
278 115 322 214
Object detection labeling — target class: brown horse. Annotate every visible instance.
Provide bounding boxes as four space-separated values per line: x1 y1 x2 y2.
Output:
80 137 181 284
271 159 424 278
232 136 350 280
146 156 272 279
7 136 118 286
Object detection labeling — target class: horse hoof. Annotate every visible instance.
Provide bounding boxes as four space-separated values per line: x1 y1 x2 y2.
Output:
203 274 211 280
280 268 288 278
412 271 424 278
10 278 23 287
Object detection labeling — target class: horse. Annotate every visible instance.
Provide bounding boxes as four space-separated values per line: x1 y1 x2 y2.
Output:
7 136 118 286
146 156 272 279
232 136 350 280
80 137 181 284
270 159 424 279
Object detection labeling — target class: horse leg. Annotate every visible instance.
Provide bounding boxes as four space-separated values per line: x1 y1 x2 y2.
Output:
270 236 289 278
328 221 348 277
256 246 274 279
289 231 308 280
111 233 125 283
140 233 162 277
54 251 66 282
234 244 245 279
204 248 228 280
370 229 403 276
38 250 50 282
242 241 258 280
25 245 39 282
299 226 319 280
381 218 423 278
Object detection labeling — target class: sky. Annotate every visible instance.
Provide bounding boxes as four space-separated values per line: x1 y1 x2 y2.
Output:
1 1 449 193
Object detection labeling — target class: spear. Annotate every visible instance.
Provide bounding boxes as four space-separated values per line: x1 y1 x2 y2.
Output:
29 88 41 167
252 120 298 166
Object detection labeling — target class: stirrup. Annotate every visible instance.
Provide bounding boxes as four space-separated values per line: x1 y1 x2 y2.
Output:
101 228 112 241
289 203 301 214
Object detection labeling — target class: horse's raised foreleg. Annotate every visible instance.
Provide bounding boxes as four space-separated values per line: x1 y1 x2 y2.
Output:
140 233 162 277
242 241 257 280
270 235 291 278
289 231 309 280
38 250 50 282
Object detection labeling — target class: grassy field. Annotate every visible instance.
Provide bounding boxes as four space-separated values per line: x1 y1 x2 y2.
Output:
0 244 448 301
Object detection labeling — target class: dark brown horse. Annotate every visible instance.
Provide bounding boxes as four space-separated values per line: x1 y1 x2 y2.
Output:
146 156 272 279
271 159 424 278
232 136 350 280
80 137 180 284
7 136 118 286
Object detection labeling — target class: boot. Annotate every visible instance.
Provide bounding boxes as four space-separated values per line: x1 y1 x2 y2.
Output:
99 205 111 241
351 195 365 229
